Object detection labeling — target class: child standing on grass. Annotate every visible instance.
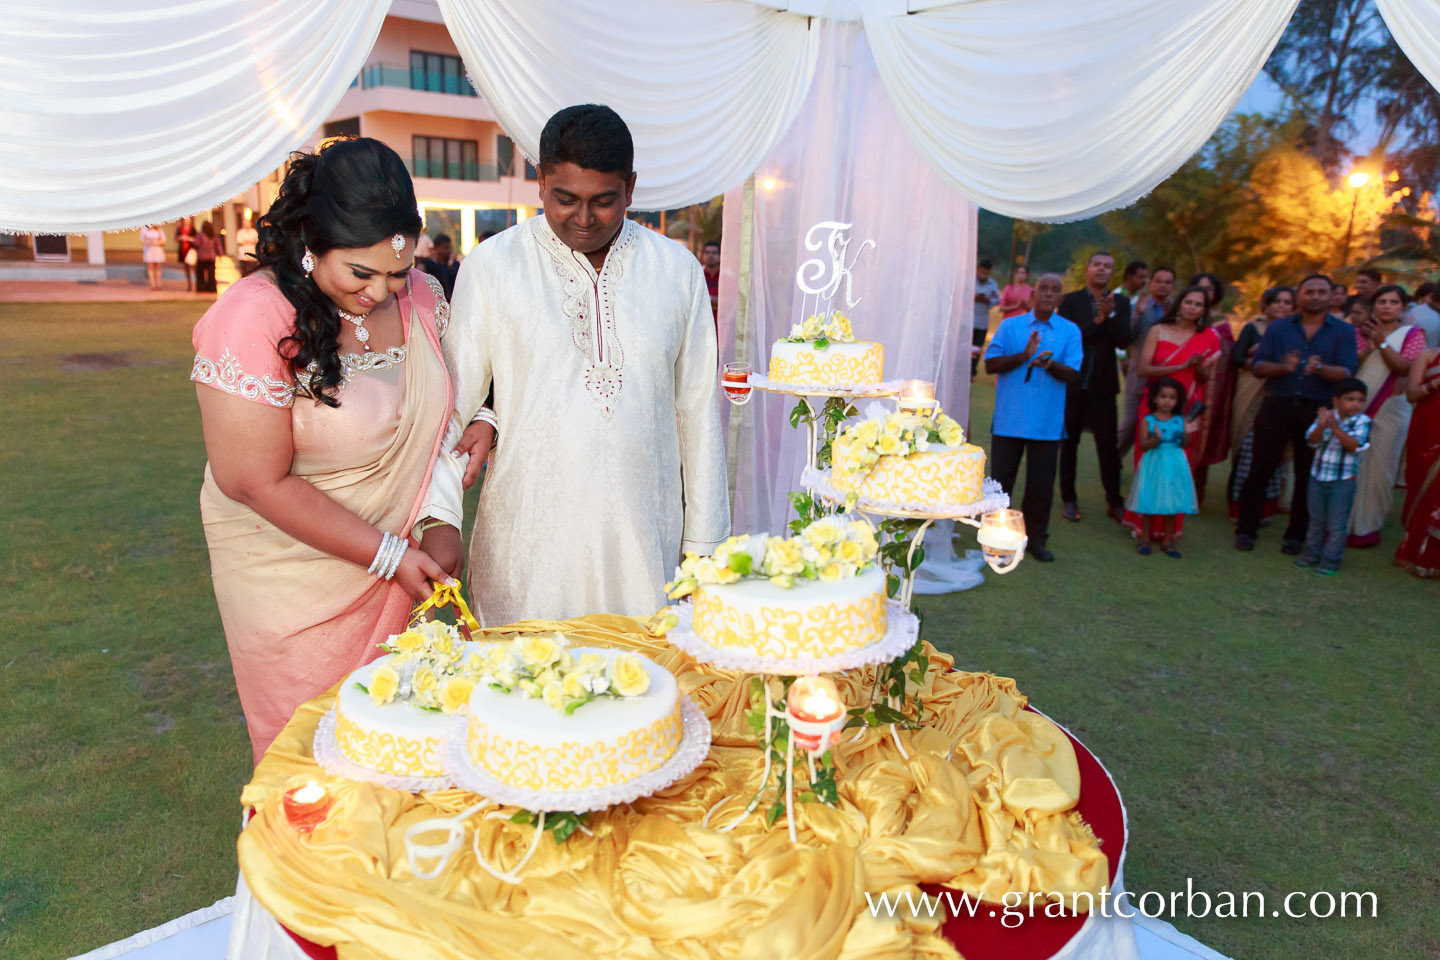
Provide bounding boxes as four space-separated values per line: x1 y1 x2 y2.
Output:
1297 379 1372 576
1127 377 1199 558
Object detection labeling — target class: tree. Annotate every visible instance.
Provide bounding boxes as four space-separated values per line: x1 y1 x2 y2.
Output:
1100 115 1293 280
1262 0 1387 173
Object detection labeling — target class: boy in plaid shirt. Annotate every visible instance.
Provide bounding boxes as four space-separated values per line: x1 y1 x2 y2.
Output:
1297 378 1371 576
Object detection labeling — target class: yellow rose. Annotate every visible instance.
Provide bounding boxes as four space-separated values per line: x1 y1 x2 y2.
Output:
940 425 964 447
608 653 651 697
439 675 477 714
426 631 457 663
391 629 426 657
466 651 487 675
578 652 607 675
825 312 854 342
803 520 841 548
838 540 863 564
764 538 806 576
852 420 880 445
877 433 902 455
811 545 832 566
368 666 399 705
518 679 542 698
411 663 439 697
819 562 844 582
562 671 589 699
800 314 825 339
518 633 564 669
542 680 566 710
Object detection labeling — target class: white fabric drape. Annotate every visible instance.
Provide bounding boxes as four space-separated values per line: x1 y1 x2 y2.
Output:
1377 0 1440 94
720 19 976 535
0 1 387 234
437 0 819 212
864 0 1300 221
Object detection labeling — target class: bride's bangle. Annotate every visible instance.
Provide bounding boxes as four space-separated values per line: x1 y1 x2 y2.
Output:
381 538 408 581
368 531 408 579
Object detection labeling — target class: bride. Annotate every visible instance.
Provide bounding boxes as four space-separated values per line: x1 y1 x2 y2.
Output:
190 137 454 761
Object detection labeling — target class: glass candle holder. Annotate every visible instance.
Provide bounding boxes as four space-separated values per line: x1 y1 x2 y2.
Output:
282 777 334 834
722 361 753 406
976 508 1027 574
786 675 847 753
897 379 937 413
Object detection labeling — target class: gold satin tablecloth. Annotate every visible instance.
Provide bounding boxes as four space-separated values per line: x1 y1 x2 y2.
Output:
239 615 1108 960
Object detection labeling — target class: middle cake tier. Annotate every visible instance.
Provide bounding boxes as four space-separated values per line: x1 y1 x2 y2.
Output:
692 567 889 659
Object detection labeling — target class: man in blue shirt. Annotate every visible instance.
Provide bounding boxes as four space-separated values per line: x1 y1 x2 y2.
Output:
985 274 1083 561
1235 273 1360 553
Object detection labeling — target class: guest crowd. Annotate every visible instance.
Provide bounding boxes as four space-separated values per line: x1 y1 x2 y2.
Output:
979 254 1440 579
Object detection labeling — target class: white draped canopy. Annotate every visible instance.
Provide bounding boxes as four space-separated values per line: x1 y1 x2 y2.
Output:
3 0 1436 230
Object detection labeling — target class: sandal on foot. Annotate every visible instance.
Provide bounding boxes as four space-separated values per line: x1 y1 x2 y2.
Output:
1162 546 1181 559
1136 543 1152 556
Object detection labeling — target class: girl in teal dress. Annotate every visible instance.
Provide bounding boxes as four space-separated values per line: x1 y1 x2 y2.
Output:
1128 377 1199 557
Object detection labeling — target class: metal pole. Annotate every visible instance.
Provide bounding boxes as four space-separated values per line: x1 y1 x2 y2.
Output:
1341 189 1359 268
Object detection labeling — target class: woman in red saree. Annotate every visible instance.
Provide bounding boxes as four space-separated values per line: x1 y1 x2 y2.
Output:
1395 347 1440 578
1124 286 1224 539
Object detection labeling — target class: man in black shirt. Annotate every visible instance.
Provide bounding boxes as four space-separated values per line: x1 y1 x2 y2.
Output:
1058 252 1130 523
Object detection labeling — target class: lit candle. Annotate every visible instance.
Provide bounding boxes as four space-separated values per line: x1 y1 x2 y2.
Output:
283 778 333 833
786 676 847 752
897 379 937 413
977 509 1027 573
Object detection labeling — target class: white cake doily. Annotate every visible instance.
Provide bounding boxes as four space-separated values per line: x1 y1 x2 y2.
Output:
443 695 712 814
664 600 920 676
313 707 455 794
802 467 1011 520
748 374 903 398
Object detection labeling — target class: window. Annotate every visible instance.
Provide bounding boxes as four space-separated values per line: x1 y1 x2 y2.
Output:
524 160 538 181
412 136 480 181
322 118 360 140
409 51 476 96
496 136 515 177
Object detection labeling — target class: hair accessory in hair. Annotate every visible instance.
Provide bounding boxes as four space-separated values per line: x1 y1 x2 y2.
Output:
301 249 316 276
391 234 406 259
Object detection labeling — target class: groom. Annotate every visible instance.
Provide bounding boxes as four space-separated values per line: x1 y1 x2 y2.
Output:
417 104 730 624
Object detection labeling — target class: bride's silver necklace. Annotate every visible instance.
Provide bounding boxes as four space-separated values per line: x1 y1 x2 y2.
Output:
337 308 372 352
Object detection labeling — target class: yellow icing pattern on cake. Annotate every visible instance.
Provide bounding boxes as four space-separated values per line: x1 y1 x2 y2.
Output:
466 703 683 791
692 588 887 657
768 342 883 386
336 712 447 778
831 441 987 506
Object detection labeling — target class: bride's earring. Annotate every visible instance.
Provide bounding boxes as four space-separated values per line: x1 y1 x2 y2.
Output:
302 249 316 277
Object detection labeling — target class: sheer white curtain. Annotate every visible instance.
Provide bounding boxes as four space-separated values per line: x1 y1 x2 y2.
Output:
864 0 1300 221
1377 0 1440 93
719 19 976 538
437 0 818 211
0 0 388 233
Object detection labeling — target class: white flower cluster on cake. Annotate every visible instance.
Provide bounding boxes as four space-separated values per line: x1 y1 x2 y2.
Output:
782 310 854 347
359 619 476 714
475 634 652 714
666 517 880 597
359 622 650 715
835 404 965 476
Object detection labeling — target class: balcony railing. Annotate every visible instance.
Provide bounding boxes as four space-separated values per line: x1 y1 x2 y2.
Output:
353 62 478 97
407 158 513 182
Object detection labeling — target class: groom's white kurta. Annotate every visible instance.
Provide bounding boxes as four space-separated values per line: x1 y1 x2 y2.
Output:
421 216 729 625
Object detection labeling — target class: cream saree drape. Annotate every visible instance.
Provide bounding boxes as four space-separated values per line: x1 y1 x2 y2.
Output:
1350 326 1416 539
198 274 452 761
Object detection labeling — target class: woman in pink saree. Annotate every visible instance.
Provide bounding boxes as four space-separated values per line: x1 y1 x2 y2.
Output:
1124 286 1224 539
191 138 453 761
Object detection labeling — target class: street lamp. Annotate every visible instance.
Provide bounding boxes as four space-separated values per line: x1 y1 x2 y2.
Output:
1341 170 1371 267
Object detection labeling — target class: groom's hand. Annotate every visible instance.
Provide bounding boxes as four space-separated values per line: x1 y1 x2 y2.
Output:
420 524 465 580
457 421 496 488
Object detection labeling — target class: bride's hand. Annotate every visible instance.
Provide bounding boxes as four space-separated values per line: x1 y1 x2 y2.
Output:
395 547 451 601
456 421 496 489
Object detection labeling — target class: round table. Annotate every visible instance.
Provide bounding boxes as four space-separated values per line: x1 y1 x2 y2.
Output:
252 704 1133 960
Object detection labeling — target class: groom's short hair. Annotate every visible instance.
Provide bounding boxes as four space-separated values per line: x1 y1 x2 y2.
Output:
539 104 634 177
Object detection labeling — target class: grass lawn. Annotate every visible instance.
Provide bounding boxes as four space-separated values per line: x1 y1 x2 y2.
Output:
1 299 1435 959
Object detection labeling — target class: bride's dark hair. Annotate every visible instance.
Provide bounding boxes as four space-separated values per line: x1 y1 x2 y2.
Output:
254 137 422 405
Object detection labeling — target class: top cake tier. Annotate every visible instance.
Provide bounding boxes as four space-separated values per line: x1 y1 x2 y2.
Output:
769 340 884 387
